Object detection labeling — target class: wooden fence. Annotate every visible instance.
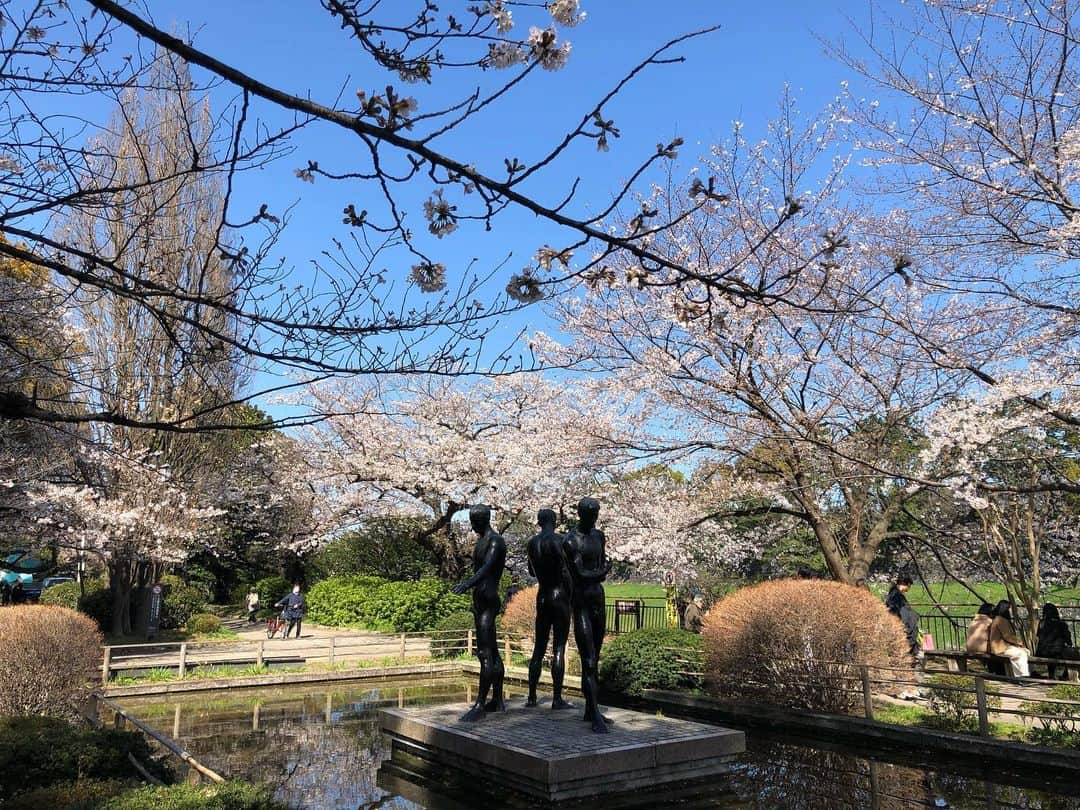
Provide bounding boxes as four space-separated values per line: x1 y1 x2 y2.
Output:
101 628 537 684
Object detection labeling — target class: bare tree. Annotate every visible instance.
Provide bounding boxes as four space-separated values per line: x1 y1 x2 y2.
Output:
0 0 825 433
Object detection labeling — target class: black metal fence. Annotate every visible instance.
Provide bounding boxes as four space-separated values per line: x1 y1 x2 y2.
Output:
912 603 1080 651
604 600 671 633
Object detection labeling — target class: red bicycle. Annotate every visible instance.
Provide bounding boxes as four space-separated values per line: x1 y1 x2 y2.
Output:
266 613 287 639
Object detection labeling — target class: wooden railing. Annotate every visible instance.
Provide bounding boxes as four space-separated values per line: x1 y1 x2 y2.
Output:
101 628 539 684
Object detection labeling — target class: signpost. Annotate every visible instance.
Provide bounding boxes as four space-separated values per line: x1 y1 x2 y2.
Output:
614 599 643 633
147 583 163 641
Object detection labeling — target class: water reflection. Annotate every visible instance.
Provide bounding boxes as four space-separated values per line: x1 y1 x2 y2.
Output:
116 680 1080 810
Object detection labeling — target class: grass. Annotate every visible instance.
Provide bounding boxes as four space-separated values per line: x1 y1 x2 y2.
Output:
604 582 668 607
872 700 1028 742
870 581 1080 608
108 655 436 686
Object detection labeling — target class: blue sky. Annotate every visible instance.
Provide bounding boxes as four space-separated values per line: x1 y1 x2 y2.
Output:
140 1 892 414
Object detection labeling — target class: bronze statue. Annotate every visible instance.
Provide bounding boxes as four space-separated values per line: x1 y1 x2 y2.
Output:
525 508 574 710
563 497 611 733
452 504 507 721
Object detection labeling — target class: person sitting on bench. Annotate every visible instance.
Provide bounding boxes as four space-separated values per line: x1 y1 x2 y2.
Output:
1036 603 1080 680
989 600 1030 678
966 602 1008 676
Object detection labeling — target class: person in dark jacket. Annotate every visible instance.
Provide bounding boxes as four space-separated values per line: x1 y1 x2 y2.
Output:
1036 603 1080 679
885 575 921 660
275 584 306 639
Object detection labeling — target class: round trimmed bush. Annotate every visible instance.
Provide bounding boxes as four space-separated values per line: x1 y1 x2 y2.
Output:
431 609 475 659
702 579 912 714
599 627 703 697
0 606 103 718
187 613 223 635
162 585 206 631
39 578 112 630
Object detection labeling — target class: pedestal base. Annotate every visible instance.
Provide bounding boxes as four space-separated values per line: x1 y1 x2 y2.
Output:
379 699 745 802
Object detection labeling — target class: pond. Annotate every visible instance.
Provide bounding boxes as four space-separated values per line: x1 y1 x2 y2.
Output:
115 678 1080 809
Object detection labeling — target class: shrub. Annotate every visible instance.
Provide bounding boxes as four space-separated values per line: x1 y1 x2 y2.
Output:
307 575 469 632
39 579 112 630
102 781 286 810
162 585 206 631
187 613 223 635
431 609 475 659
600 627 703 697
254 576 291 611
501 585 538 639
925 674 1001 732
701 579 912 714
5 779 130 809
0 606 103 718
0 716 168 800
1023 684 1080 748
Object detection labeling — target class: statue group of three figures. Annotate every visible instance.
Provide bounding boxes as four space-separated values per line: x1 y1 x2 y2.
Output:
452 497 612 734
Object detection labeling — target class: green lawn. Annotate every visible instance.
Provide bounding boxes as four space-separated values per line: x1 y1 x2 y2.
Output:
604 582 667 607
871 581 1080 608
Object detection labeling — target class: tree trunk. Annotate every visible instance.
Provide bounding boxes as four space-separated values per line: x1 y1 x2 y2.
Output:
109 557 134 636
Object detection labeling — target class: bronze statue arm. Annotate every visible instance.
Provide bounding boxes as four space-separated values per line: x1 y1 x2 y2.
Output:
452 539 503 594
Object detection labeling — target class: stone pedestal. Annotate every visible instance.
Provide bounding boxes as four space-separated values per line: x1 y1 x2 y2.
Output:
379 700 745 802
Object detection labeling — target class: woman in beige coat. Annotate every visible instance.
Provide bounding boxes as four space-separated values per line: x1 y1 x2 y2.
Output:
988 600 1030 677
965 603 994 653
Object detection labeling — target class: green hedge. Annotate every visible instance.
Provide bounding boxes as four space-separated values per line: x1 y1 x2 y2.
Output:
599 627 703 697
0 716 170 801
307 576 469 632
1023 683 1080 748
162 585 206 631
431 609 475 659
254 576 290 611
39 579 112 629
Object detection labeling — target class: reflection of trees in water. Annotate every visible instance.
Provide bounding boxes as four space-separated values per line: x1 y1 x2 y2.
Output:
930 771 1080 810
737 740 930 809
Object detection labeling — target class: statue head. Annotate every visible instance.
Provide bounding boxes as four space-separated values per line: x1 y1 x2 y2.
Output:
576 497 600 530
469 504 492 534
537 508 557 530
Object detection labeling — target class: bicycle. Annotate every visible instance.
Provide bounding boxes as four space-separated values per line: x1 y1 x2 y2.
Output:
266 612 287 639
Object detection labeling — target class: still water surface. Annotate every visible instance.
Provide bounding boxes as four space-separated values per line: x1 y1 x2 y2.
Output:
116 678 1080 809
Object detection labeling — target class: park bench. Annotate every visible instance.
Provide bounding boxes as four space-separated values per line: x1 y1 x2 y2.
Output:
925 649 1080 682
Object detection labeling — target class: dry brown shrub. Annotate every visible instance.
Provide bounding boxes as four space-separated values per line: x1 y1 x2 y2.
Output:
502 585 538 639
702 579 912 714
0 605 103 718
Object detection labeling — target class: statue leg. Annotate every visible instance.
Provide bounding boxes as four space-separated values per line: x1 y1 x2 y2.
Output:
588 595 611 725
574 607 608 734
527 604 552 707
478 604 505 713
550 601 573 709
461 605 498 721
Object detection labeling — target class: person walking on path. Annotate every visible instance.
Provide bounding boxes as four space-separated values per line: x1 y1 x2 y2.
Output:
1036 603 1080 679
246 587 260 624
989 600 1030 678
885 575 922 661
275 584 306 639
683 594 706 633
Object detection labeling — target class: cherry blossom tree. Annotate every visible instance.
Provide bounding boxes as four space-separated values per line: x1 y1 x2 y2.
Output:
28 447 222 634
543 96 986 585
300 373 642 577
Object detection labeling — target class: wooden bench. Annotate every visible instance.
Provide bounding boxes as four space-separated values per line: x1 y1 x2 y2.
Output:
926 649 1080 681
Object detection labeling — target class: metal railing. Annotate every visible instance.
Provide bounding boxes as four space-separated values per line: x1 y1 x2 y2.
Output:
910 603 1080 651
656 646 1080 740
